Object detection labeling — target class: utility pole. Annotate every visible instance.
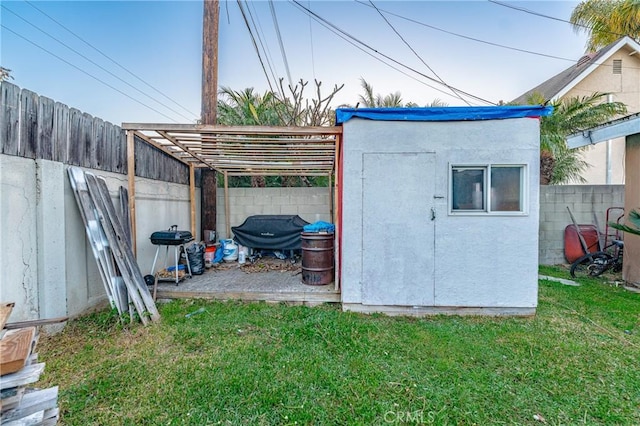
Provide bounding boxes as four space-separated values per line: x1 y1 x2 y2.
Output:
201 0 219 240
201 0 219 125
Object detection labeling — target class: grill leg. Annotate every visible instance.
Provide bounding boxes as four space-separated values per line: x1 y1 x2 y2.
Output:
150 246 161 275
181 243 193 279
174 246 180 285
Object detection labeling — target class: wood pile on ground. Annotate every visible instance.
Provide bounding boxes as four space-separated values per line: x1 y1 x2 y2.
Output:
1 302 63 425
68 166 159 325
210 257 302 274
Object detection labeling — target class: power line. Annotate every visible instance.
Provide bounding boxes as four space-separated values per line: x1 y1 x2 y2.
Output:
2 24 179 122
290 0 495 105
287 1 490 105
487 0 628 39
355 0 640 71
2 5 196 122
307 0 316 80
236 0 278 96
23 0 199 119
245 1 283 98
269 0 294 90
368 0 470 106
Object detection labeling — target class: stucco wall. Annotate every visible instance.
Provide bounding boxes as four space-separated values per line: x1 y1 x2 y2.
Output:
341 117 540 311
0 154 198 321
216 187 331 240
563 45 640 185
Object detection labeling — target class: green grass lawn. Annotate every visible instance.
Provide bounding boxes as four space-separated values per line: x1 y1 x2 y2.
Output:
39 266 639 425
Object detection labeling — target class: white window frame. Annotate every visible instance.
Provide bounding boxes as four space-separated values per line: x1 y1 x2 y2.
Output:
449 164 528 216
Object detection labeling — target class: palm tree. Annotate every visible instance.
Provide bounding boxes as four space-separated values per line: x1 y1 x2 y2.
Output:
533 92 627 184
610 209 640 236
355 78 448 108
217 87 283 187
357 78 404 107
570 0 640 51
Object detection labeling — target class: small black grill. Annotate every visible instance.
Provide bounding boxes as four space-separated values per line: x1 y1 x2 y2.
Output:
150 229 193 245
232 215 309 250
149 225 194 284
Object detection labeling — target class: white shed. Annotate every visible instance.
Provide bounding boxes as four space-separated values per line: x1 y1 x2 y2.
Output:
336 106 553 316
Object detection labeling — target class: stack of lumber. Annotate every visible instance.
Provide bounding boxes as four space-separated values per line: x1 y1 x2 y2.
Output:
67 167 159 325
0 302 59 425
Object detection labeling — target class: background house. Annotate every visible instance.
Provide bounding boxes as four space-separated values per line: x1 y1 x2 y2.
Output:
513 36 640 184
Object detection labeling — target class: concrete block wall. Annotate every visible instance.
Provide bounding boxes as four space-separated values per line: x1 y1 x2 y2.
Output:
539 185 625 265
216 187 332 240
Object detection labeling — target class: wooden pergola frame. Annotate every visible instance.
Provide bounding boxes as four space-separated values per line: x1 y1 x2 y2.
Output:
121 123 343 261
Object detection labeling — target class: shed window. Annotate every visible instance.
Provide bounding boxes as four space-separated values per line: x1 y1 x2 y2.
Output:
451 165 525 214
613 59 622 74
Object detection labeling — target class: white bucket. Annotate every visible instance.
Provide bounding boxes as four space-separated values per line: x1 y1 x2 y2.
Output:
222 239 238 262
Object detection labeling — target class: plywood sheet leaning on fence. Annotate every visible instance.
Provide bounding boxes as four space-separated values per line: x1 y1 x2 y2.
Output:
67 166 159 324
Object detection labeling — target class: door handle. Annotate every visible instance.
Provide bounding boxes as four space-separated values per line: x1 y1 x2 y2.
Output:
430 208 436 221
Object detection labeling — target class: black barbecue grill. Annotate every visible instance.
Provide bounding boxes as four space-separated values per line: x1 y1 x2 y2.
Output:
150 225 194 284
232 215 309 251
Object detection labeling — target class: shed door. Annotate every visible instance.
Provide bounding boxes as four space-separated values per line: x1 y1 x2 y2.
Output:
362 152 435 306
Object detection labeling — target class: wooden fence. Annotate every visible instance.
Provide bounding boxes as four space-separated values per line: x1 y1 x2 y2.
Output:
0 82 192 185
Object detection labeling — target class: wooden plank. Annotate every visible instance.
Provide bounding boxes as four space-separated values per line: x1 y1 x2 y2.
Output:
36 96 55 161
81 112 93 168
119 187 131 249
85 174 159 323
92 116 105 169
0 386 58 423
127 131 136 255
108 123 126 174
92 175 158 321
154 289 341 303
0 363 45 390
68 108 84 166
0 82 21 156
189 164 196 238
224 171 230 238
0 386 25 412
0 327 36 376
120 123 343 135
0 303 15 330
4 317 68 330
19 89 38 159
52 101 69 163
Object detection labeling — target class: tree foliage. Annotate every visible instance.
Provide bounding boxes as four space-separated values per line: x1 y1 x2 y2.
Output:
524 92 627 184
570 0 640 51
0 67 13 82
216 79 343 187
353 78 448 108
610 209 640 236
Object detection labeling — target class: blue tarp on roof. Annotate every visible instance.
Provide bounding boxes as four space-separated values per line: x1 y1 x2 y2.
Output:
335 105 553 124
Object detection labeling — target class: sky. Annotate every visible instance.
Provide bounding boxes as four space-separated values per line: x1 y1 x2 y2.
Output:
1 0 590 126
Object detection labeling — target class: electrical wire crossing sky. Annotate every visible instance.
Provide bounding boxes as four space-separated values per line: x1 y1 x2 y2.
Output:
1 1 589 125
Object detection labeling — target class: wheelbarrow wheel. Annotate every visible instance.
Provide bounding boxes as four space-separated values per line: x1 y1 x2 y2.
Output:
570 251 613 278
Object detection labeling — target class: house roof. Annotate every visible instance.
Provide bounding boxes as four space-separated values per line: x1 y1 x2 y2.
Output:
335 105 553 124
511 36 640 104
121 124 342 176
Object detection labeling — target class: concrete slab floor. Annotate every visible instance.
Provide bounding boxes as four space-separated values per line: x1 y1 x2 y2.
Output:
151 258 340 303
